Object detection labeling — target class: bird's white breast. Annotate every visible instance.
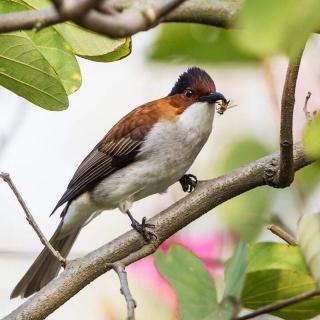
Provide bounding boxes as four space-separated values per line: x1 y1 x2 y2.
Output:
92 102 215 210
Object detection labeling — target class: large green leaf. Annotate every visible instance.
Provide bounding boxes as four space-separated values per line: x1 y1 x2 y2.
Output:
54 24 131 62
155 245 218 320
247 242 308 274
26 27 81 95
242 270 320 320
20 0 131 61
298 213 320 286
241 242 320 320
0 31 68 110
149 23 257 64
216 138 274 241
0 0 82 110
303 114 320 159
235 0 320 57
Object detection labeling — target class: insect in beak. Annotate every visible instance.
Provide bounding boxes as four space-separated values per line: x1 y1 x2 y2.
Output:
216 100 237 115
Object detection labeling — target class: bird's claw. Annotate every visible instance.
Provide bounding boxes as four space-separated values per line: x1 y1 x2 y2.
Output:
131 217 156 242
179 174 198 193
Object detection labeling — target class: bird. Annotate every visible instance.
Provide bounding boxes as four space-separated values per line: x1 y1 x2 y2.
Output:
11 67 227 299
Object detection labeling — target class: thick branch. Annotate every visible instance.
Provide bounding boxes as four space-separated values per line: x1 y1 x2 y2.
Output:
110 0 240 28
0 0 238 35
0 173 66 267
269 51 304 187
77 0 186 38
3 142 311 320
236 289 320 320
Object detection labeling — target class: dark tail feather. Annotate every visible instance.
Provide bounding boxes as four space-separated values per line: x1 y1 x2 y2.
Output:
10 222 80 299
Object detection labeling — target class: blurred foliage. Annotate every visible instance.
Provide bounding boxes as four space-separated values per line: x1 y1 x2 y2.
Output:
224 242 247 298
156 243 247 320
303 114 320 159
295 161 320 197
298 213 320 287
0 0 131 110
242 242 320 320
148 24 258 64
214 138 275 241
149 1 320 63
235 0 320 58
155 245 218 320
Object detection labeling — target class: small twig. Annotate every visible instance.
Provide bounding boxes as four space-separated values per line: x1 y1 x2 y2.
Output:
0 172 66 268
108 262 136 320
236 289 320 320
267 224 297 245
303 91 313 122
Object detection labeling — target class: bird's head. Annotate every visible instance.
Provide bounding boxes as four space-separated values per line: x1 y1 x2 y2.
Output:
169 67 226 106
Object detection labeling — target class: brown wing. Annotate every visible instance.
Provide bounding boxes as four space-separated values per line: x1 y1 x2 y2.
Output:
51 99 167 216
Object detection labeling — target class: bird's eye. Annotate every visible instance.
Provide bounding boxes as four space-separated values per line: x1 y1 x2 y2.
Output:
185 89 193 98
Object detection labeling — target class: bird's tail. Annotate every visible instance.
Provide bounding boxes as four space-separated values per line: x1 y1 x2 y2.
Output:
10 222 80 299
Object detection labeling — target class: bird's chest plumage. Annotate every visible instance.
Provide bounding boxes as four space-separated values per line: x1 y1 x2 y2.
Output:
135 102 214 193
92 102 214 208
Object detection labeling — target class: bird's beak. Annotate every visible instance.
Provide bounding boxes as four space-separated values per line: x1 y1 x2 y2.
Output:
199 92 226 104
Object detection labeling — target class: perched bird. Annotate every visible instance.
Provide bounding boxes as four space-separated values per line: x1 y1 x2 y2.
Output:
11 67 227 298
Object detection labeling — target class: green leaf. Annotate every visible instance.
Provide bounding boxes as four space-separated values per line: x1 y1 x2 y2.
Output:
234 0 320 58
224 242 247 299
149 23 258 64
247 242 309 274
241 242 320 320
26 27 81 95
242 270 320 320
0 31 68 110
298 213 320 286
303 114 320 159
155 245 218 320
55 24 131 62
216 242 247 320
216 138 274 241
20 0 131 62
0 0 81 110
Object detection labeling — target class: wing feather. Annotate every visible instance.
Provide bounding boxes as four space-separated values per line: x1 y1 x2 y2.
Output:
50 99 166 215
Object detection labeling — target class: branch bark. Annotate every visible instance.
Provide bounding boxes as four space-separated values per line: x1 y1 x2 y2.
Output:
110 263 136 320
267 224 297 246
3 142 311 320
266 50 304 187
0 0 238 35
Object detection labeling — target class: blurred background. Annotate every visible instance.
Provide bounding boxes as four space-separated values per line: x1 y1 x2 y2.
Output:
1 22 320 319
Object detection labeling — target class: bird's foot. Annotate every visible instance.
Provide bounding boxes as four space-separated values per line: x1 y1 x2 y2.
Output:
131 217 156 242
179 174 198 193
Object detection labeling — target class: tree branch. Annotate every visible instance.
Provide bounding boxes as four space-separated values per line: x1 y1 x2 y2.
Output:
110 262 136 320
3 142 311 320
76 0 186 38
0 0 238 35
265 49 305 187
267 224 297 245
236 289 320 320
0 173 66 268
